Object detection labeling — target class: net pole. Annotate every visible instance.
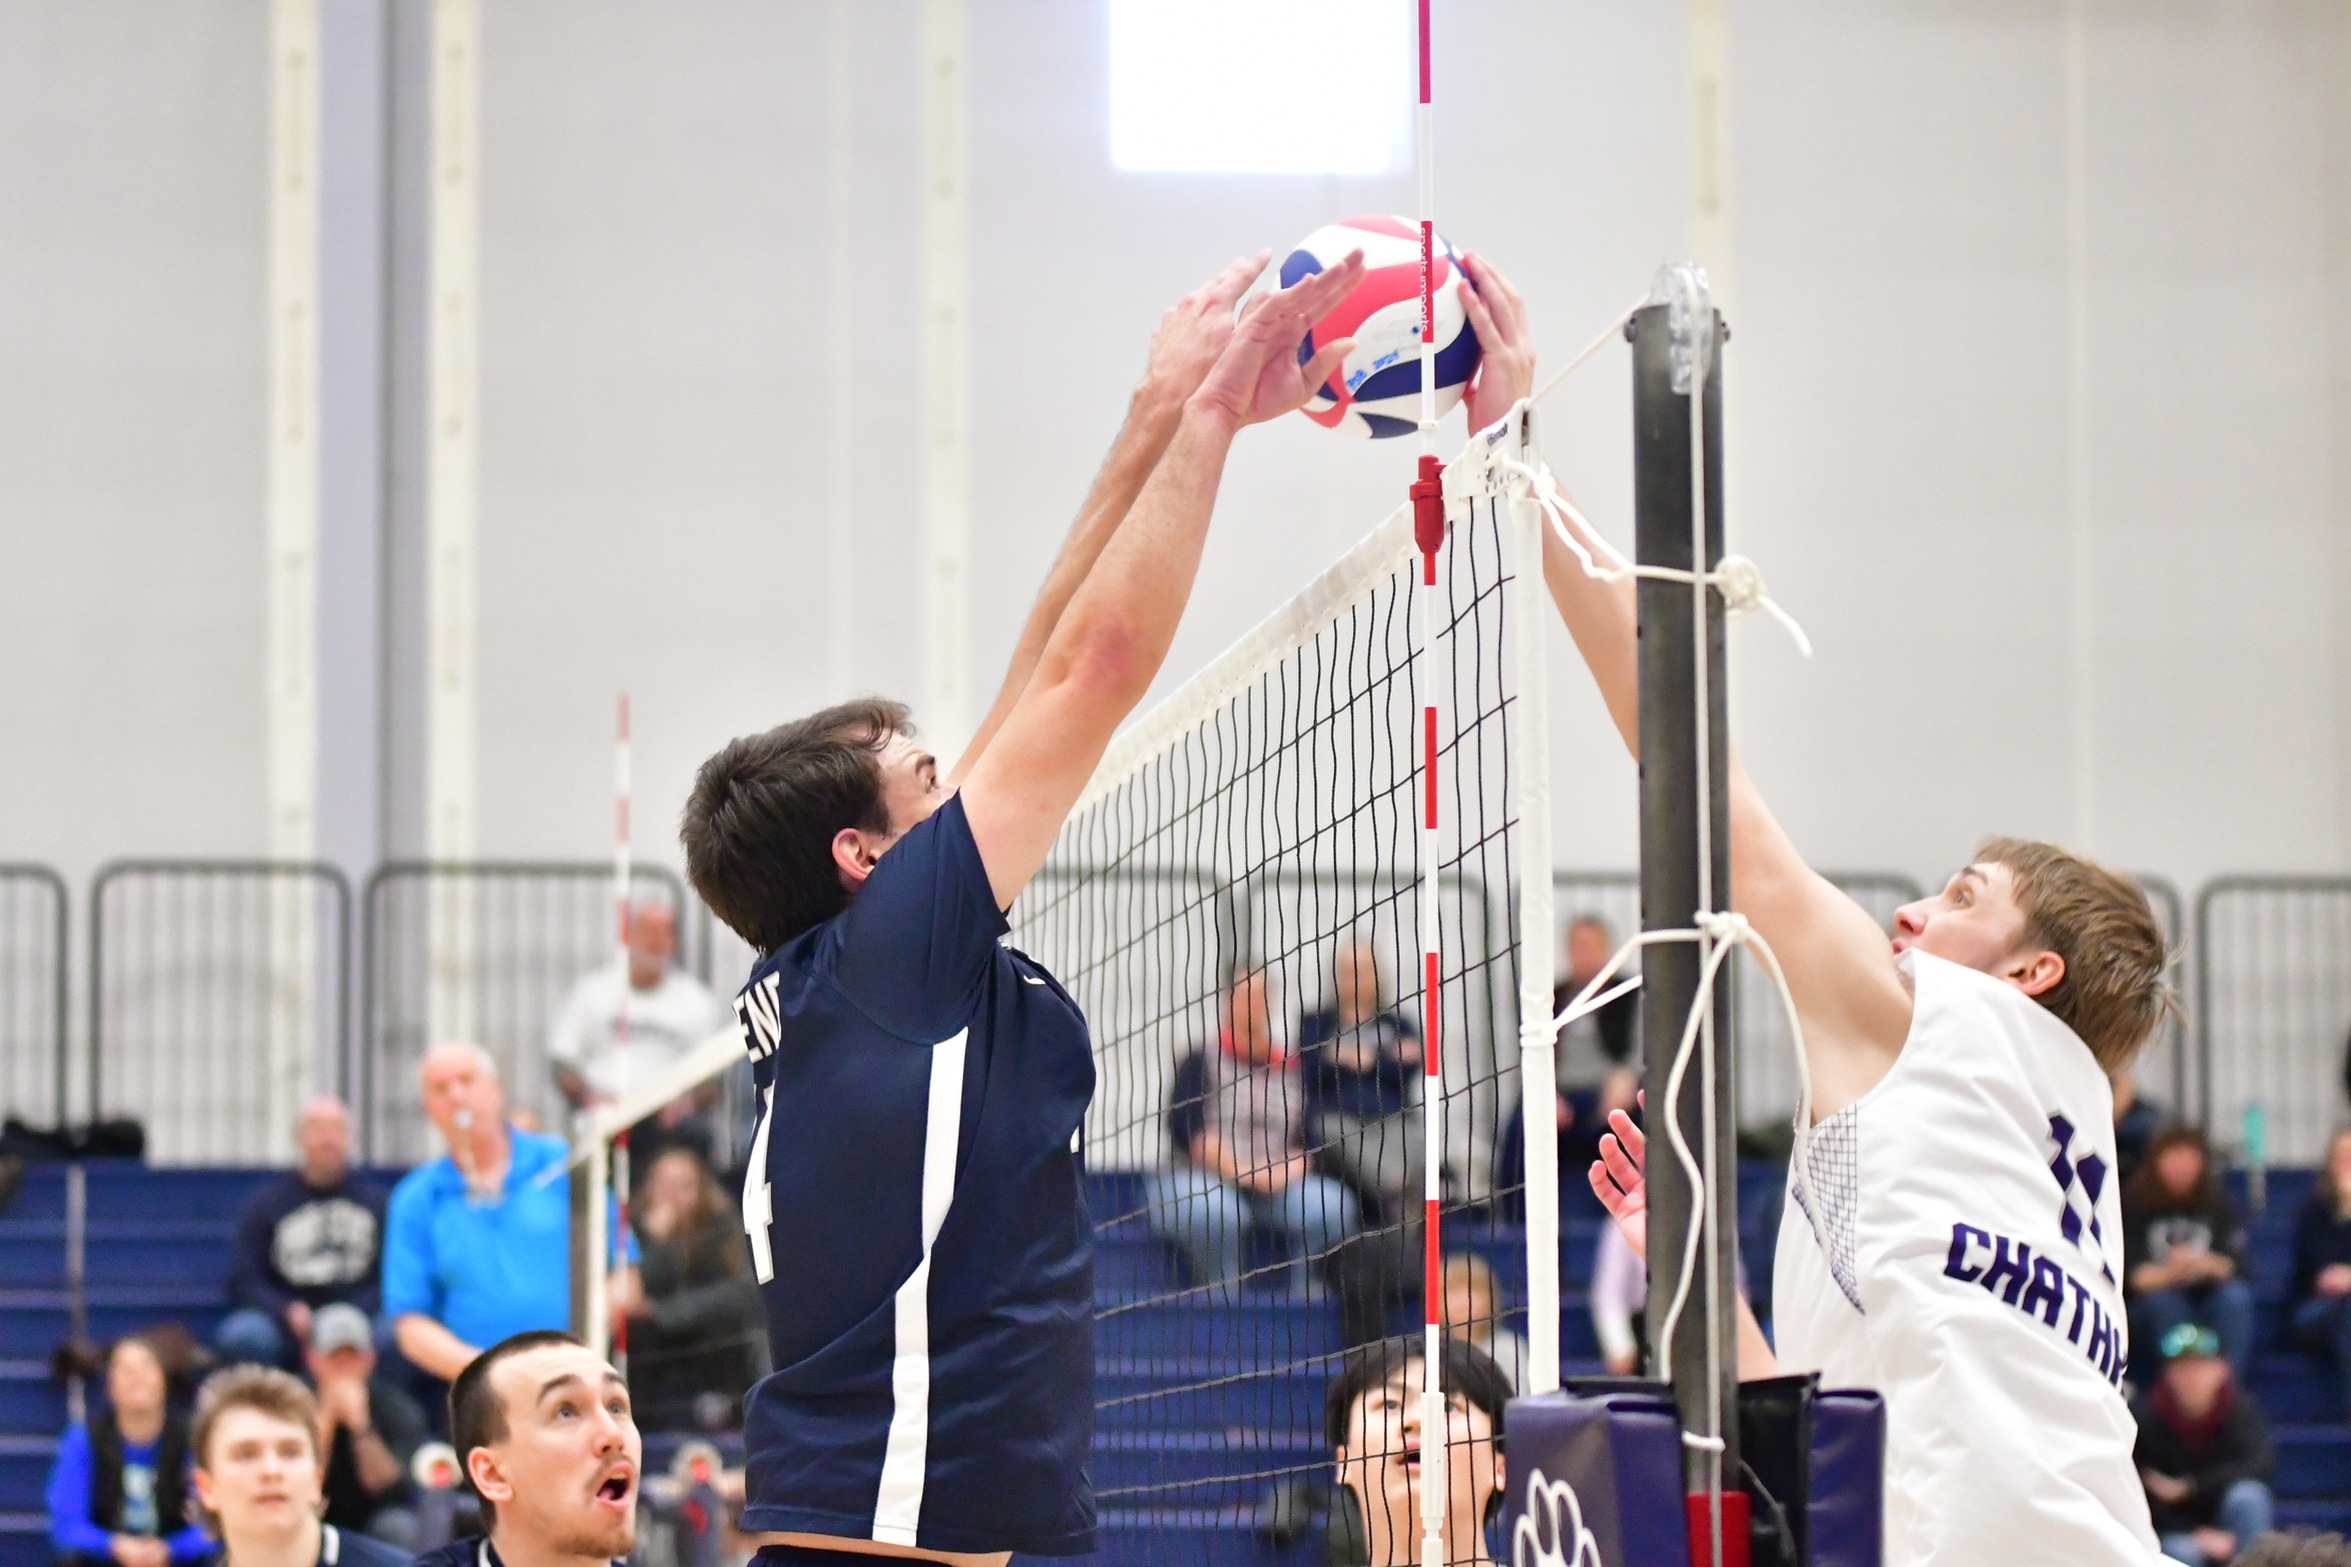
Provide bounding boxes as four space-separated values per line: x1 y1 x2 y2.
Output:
1631 275 1740 1552
1409 7 1447 1566
1506 410 1562 1395
610 691 633 1375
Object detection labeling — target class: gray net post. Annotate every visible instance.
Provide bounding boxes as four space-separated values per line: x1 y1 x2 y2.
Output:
1631 268 1741 1511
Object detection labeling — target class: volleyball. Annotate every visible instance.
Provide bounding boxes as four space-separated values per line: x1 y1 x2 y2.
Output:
1279 213 1479 438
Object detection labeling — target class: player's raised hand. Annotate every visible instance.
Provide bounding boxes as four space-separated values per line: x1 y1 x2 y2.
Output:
1589 1105 1648 1262
1139 250 1272 406
1459 251 1534 433
1189 249 1367 429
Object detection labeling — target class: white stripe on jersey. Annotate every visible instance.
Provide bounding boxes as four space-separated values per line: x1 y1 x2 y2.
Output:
872 1029 969 1546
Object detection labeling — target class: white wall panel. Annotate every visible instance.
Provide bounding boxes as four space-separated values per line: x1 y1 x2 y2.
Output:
0 3 269 884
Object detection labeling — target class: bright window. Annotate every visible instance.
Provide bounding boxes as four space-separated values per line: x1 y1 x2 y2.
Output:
1107 0 1411 176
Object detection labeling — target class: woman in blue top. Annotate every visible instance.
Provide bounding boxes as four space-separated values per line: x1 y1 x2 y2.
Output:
46 1336 210 1567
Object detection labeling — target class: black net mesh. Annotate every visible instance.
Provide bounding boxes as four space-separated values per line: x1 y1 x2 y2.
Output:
1009 492 1537 1567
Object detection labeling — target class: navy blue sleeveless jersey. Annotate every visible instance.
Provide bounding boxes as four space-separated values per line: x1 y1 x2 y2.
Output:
730 794 1097 1556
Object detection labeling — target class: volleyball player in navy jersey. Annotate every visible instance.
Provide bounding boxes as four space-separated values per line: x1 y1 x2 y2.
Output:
679 249 1370 1566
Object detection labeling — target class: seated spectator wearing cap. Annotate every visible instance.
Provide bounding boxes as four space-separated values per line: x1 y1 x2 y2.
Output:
189 1365 408 1567
217 1099 387 1371
45 1335 211 1567
387 1044 632 1386
407 1332 641 1567
301 1304 428 1547
2287 1126 2351 1420
1326 1335 1511 1567
2133 1321 2277 1567
2240 1534 2351 1567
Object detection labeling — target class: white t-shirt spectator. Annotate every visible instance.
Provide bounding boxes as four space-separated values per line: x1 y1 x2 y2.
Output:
547 961 724 1105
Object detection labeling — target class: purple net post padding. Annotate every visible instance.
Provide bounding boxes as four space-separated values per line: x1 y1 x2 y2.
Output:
1806 1389 1886 1567
1503 1388 1689 1567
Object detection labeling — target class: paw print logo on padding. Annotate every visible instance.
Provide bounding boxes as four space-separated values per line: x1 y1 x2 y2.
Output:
1511 1468 1604 1567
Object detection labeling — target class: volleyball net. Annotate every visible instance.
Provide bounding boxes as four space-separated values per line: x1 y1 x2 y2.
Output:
1003 412 1562 1565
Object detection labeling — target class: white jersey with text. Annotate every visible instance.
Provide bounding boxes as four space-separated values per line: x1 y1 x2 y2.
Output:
1771 949 2159 1565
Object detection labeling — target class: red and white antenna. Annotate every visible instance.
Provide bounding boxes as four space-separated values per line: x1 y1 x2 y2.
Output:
1404 7 1449 1567
611 690 633 1373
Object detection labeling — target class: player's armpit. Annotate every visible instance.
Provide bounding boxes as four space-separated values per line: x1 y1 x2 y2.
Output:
1727 757 1911 1120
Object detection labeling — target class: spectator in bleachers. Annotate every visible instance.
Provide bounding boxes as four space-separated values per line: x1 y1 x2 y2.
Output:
300 1304 426 1547
1326 1335 1511 1567
1153 965 1362 1291
45 1335 210 1567
2125 1124 2257 1376
2242 1534 2351 1567
188 1365 408 1567
2133 1322 2277 1566
405 1332 641 1567
1297 940 1422 1218
2115 1068 2170 1191
616 1147 767 1432
1439 1252 1529 1393
387 1043 631 1385
1589 1214 1645 1377
1489 918 1642 1227
215 1099 386 1372
548 891 725 1165
1552 915 1641 1162
2287 1124 2351 1420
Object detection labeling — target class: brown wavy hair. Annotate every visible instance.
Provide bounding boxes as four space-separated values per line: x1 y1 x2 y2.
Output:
1975 837 2175 1071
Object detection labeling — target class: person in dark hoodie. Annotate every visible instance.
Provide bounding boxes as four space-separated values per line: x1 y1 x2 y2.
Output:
2133 1322 2276 1566
2287 1125 2351 1419
216 1098 387 1371
45 1336 211 1567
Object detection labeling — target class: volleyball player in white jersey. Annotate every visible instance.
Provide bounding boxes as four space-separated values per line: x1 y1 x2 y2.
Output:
1469 278 2176 1559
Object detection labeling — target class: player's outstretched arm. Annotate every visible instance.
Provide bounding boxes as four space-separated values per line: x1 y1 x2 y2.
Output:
1590 1109 1780 1380
1537 502 1910 1118
949 252 1273 787
958 252 1367 909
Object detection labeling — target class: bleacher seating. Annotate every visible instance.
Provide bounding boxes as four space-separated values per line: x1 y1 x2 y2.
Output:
0 1161 2340 1567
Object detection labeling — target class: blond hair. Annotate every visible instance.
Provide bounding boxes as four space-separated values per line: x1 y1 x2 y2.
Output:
1975 837 2174 1071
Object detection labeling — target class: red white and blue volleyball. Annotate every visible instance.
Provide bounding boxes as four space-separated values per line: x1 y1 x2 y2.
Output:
1280 214 1479 439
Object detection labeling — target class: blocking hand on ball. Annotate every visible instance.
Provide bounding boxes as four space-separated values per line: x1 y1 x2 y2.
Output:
1139 250 1275 407
1458 251 1535 433
1189 249 1367 429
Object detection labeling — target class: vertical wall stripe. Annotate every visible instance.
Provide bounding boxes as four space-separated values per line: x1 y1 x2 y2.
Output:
426 0 481 1040
2063 0 2097 850
1685 0 1735 310
267 0 323 1158
871 1029 968 1545
828 0 856 700
921 0 971 756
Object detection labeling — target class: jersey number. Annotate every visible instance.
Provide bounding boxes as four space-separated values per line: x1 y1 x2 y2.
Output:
743 1084 776 1283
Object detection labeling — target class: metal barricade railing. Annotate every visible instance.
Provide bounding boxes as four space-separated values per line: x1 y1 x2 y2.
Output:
88 861 351 1164
2195 876 2351 1165
1552 869 1924 1126
0 865 69 1125
358 862 689 1163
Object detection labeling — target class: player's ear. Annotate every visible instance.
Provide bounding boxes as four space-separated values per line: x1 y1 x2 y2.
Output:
832 827 876 894
2003 946 2065 998
468 1446 515 1509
